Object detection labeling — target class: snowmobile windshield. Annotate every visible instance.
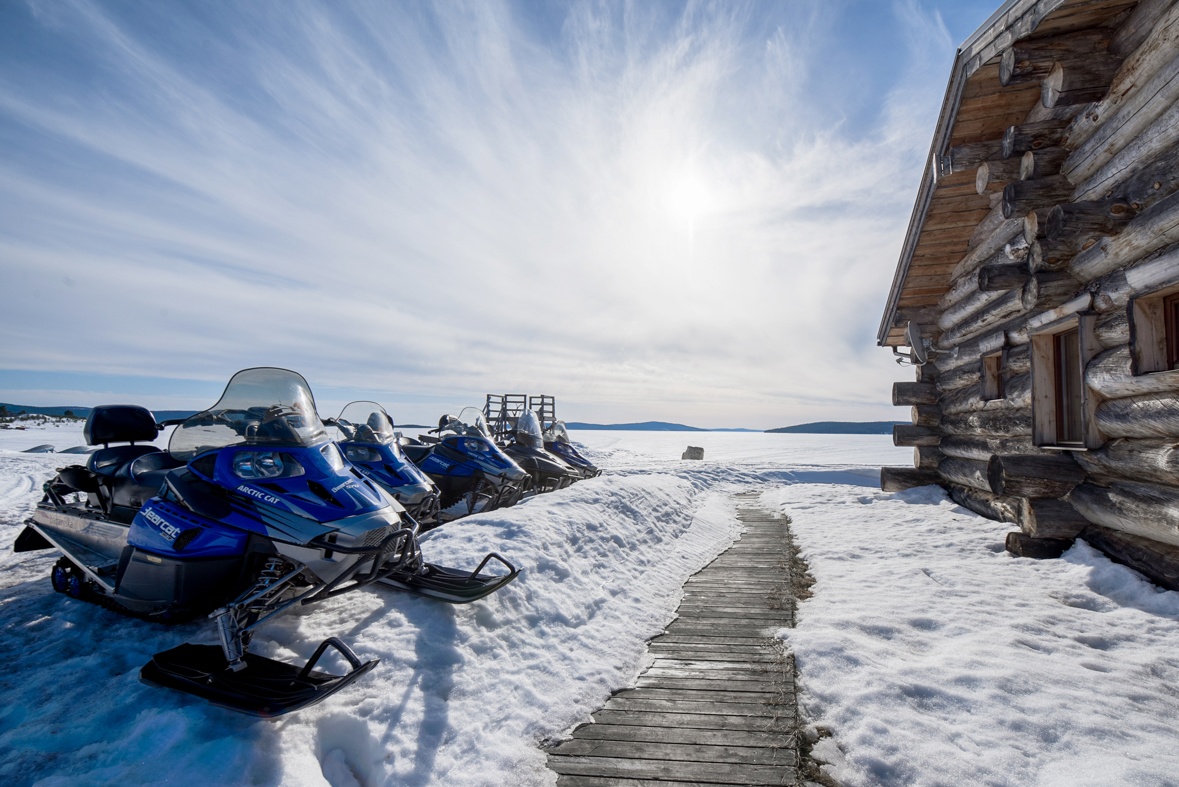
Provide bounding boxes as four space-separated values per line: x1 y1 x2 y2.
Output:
456 407 492 438
334 401 396 445
169 368 328 460
546 420 570 444
516 410 543 449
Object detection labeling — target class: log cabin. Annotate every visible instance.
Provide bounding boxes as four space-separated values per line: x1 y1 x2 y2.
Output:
879 0 1179 588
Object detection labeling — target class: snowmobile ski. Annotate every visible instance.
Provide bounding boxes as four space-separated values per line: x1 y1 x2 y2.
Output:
379 552 519 604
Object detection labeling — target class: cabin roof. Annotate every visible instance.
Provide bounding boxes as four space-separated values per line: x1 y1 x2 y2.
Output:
877 0 1138 348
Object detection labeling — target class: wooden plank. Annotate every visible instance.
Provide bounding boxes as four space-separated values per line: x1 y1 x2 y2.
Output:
565 723 789 748
547 755 797 785
588 709 795 733
604 697 790 716
548 739 797 767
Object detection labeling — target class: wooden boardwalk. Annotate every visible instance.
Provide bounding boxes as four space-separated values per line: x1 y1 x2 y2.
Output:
546 494 800 786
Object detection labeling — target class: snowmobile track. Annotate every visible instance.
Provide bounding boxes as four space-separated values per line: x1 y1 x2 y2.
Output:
545 492 801 785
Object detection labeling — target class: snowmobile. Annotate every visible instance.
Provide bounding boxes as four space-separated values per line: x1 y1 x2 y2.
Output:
399 407 530 520
544 420 601 479
328 401 441 529
500 410 580 493
14 368 517 716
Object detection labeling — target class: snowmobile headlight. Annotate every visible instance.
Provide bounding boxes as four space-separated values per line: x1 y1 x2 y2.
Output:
343 444 382 463
233 451 304 479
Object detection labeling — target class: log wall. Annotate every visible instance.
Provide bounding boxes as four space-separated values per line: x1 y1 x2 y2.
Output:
882 0 1179 589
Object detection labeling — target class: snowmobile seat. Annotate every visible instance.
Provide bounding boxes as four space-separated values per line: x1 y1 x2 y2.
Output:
110 451 186 509
85 405 162 477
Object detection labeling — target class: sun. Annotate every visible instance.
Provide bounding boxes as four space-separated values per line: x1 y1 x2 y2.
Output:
664 171 714 224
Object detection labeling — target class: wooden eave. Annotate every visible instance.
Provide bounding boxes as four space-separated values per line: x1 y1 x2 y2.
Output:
877 0 1138 348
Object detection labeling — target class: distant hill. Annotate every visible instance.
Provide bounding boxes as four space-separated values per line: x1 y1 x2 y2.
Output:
766 421 904 434
1 403 198 421
566 421 707 432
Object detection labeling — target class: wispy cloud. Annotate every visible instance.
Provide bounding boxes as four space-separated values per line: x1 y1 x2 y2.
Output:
0 0 983 426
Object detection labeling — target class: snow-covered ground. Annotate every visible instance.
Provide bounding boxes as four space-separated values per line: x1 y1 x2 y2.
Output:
2 425 1177 786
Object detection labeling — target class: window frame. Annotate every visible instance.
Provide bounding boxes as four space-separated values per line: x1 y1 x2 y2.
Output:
1131 284 1179 375
1030 313 1100 450
981 351 1006 401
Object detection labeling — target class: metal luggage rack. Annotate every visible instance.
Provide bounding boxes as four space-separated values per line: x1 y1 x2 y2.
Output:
484 394 556 441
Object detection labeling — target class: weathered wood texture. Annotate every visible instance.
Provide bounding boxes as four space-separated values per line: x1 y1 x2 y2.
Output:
882 467 941 491
948 484 1021 523
1016 497 1092 539
1072 196 1179 282
546 498 800 786
914 445 945 470
1080 524 1179 591
1074 437 1179 487
1042 55 1124 108
1070 480 1179 547
999 29 1114 86
893 382 939 406
893 425 942 447
988 453 1085 497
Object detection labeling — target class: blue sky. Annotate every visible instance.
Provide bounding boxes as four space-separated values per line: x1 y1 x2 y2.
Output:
1 0 997 428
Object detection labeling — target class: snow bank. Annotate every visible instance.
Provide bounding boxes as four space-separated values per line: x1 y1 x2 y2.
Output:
764 483 1179 787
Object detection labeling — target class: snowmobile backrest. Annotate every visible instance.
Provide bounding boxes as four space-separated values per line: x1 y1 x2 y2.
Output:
84 405 160 446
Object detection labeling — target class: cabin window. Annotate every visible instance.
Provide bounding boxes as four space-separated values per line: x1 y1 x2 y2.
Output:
981 352 1005 401
1030 315 1097 449
1131 286 1179 374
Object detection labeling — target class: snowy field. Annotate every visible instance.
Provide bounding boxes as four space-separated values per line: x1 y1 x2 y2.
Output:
2 425 1179 786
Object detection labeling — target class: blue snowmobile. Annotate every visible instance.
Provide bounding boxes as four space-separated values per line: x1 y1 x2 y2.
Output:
499 410 581 493
328 401 441 529
544 420 601 478
15 368 517 716
399 408 530 521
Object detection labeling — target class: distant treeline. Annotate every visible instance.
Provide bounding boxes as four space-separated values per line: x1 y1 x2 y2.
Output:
1 403 198 421
765 421 904 434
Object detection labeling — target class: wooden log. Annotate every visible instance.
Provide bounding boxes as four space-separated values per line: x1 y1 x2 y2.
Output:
893 424 941 447
893 304 941 331
881 466 941 492
978 263 1029 292
1046 198 1135 240
940 434 1042 460
1016 497 1091 539
942 408 1032 437
1006 343 1031 375
953 209 1024 281
1023 207 1052 243
1088 243 1179 313
1021 271 1080 311
941 373 1032 415
937 287 1007 332
937 290 1026 349
1075 86 1179 201
1110 0 1179 58
976 159 1023 195
893 381 938 406
1085 345 1179 399
1007 293 1094 345
936 365 980 393
914 445 944 470
1064 35 1179 184
1042 56 1124 109
1002 176 1075 219
1115 142 1179 213
1095 390 1179 438
1029 237 1093 271
999 30 1114 87
1074 437 1179 489
936 329 1008 374
948 140 1003 174
1070 480 1179 548
1002 120 1070 159
1020 147 1069 180
1072 193 1179 283
916 361 939 385
948 484 1021 523
1080 524 1179 591
911 404 940 427
988 453 1085 498
1095 308 1130 348
1005 532 1075 559
1006 236 1031 261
